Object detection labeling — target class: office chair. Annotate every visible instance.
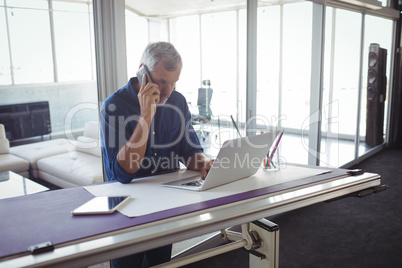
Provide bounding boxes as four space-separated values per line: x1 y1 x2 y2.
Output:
192 80 213 141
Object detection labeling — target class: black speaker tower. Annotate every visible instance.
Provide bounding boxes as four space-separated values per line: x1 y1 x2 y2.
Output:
366 43 387 146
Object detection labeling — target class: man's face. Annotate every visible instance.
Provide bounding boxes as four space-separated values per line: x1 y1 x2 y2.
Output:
149 61 181 105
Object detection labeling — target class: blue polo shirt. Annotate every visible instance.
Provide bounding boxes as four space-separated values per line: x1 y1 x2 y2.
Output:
100 77 203 183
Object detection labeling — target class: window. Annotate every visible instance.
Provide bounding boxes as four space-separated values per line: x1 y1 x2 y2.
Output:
124 1 396 167
360 15 393 141
0 5 11 85
260 2 312 165
1 0 96 85
125 10 148 79
6 0 48 9
7 4 53 84
201 11 238 118
256 6 281 128
281 2 312 131
238 9 247 126
52 1 94 81
1 0 97 136
329 9 362 136
321 7 393 165
170 15 201 105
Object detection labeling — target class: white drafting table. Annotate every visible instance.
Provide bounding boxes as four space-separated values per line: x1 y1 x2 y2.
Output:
0 165 382 268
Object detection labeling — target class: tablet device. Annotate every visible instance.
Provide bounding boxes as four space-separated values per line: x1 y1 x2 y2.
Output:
71 196 131 215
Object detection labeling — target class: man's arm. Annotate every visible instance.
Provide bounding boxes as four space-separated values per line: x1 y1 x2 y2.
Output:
117 75 160 174
187 153 214 178
117 116 151 174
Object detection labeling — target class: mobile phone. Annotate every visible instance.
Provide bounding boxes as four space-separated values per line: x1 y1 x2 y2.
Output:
136 65 153 87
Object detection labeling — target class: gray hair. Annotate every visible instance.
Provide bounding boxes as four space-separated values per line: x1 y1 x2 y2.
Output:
140 42 182 72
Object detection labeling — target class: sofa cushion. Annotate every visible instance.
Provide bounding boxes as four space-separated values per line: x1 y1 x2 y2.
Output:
0 139 10 154
37 151 103 187
0 124 6 139
0 124 10 154
75 136 101 157
83 121 100 140
10 139 73 170
0 154 29 174
37 171 79 188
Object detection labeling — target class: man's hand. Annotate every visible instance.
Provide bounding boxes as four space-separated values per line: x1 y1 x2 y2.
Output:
201 159 214 179
187 153 214 179
117 74 158 174
137 74 160 120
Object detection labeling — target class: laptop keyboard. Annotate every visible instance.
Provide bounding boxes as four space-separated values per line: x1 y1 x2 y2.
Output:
182 180 204 187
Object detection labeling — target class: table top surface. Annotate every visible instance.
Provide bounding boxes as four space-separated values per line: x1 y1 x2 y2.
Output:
0 166 381 268
0 171 49 199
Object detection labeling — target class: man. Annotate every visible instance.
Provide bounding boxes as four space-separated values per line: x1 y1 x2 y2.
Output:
100 42 213 267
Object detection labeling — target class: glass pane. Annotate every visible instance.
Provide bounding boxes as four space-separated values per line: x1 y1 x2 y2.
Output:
52 1 89 12
322 7 333 136
238 9 247 126
280 2 312 165
6 0 48 9
170 15 200 106
53 3 94 82
378 0 387 6
0 7 12 85
281 2 312 130
7 7 53 84
321 6 341 167
201 11 237 119
360 15 393 151
332 9 361 136
125 10 148 79
321 8 362 167
256 5 280 128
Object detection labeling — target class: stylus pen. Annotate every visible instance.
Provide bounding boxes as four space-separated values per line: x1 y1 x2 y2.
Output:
269 130 284 159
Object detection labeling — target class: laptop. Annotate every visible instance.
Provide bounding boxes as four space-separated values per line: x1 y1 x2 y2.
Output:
162 132 276 191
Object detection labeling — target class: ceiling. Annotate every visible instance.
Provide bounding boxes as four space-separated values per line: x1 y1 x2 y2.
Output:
125 0 249 18
125 0 386 18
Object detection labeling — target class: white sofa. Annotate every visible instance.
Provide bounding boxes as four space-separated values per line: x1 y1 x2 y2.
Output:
9 121 104 188
10 138 73 179
0 124 29 178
